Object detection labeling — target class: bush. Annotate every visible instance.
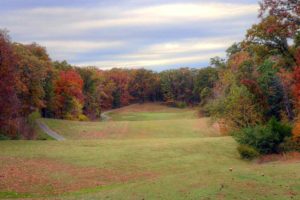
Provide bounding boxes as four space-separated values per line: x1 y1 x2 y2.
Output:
64 113 75 121
0 133 10 140
233 118 292 154
237 145 260 160
27 111 41 125
175 101 187 109
78 114 89 121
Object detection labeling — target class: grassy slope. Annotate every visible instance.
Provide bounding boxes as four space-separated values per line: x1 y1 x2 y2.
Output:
41 118 217 140
0 103 300 199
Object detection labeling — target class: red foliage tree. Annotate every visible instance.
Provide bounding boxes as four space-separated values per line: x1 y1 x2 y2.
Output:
97 71 116 110
54 70 84 119
0 31 20 137
292 66 300 106
106 69 132 107
260 0 300 35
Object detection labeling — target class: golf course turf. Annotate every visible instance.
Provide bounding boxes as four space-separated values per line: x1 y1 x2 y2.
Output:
1 103 300 199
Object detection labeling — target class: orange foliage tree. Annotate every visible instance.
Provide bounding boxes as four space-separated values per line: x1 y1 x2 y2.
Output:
54 70 84 119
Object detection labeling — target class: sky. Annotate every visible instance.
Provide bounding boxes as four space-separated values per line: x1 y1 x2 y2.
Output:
1 0 259 71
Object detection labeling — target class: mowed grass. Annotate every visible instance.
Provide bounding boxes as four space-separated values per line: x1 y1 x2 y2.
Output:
41 118 217 140
40 103 218 140
107 103 197 121
0 103 300 199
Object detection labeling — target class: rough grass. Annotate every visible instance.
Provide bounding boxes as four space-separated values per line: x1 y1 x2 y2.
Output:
0 103 300 199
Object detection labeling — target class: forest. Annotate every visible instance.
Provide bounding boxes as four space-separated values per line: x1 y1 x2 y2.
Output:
1 0 300 159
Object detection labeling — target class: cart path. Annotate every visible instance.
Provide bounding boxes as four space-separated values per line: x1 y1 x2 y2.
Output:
36 120 66 141
100 110 112 121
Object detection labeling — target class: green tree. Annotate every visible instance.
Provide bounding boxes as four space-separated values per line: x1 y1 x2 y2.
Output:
257 60 293 120
207 84 263 129
77 67 103 120
160 68 196 105
194 67 218 104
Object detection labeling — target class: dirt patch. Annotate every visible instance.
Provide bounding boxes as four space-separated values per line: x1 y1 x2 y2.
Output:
257 152 300 164
193 118 221 137
0 157 157 195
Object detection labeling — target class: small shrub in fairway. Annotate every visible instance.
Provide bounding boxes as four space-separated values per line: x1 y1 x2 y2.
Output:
237 145 260 160
175 101 187 109
78 114 89 121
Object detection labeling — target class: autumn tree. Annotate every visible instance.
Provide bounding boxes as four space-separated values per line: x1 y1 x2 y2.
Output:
0 30 20 138
54 69 85 120
160 68 196 105
98 73 116 110
53 60 73 71
106 69 132 108
293 66 300 103
193 67 218 104
260 0 300 33
41 69 56 118
13 43 51 116
207 84 263 130
246 16 296 66
77 67 103 120
129 69 161 102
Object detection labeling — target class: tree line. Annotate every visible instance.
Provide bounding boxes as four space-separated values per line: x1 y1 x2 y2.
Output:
0 32 218 139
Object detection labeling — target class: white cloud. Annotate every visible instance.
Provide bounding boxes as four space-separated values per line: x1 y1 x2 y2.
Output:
140 37 236 55
2 2 258 36
20 40 125 60
38 40 124 52
76 37 234 68
132 3 258 20
0 1 259 69
74 3 258 30
76 52 225 69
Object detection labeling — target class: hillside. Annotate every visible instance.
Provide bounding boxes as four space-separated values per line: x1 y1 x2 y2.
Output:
0 103 299 199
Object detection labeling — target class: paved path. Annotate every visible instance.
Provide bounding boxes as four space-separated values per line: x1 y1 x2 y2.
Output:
36 120 66 141
100 110 112 121
37 109 115 140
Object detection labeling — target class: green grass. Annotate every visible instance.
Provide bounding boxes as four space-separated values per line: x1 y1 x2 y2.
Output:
40 117 217 140
1 103 300 199
108 110 197 121
106 103 198 121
